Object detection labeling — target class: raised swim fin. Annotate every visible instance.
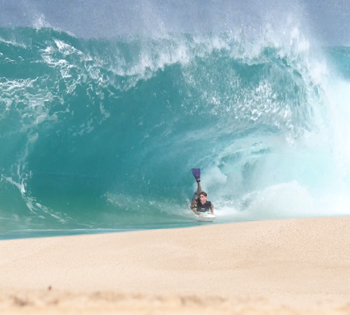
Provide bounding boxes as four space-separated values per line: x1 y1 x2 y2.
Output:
191 168 200 180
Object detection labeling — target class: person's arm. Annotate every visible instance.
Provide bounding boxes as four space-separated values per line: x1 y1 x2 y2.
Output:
190 192 198 207
190 200 200 215
210 202 214 215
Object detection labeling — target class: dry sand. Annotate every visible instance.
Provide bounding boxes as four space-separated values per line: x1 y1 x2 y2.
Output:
1 217 350 314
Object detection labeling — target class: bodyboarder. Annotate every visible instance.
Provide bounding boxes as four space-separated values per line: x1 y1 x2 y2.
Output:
190 168 214 216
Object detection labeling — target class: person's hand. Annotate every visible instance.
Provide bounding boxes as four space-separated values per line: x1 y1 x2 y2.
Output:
196 178 201 182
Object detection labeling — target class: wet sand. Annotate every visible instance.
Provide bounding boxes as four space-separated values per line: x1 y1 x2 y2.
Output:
1 217 350 314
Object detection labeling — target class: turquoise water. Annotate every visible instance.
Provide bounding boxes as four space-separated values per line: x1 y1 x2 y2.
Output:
1 26 350 239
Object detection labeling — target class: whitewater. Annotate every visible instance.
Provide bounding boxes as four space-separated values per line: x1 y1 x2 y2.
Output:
1 20 350 239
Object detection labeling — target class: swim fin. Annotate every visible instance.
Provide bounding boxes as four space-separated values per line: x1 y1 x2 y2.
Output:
191 168 200 180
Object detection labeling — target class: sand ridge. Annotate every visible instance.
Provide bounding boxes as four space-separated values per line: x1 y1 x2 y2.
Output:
1 217 350 314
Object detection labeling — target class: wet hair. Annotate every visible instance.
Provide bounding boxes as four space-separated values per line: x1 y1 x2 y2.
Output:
198 191 207 197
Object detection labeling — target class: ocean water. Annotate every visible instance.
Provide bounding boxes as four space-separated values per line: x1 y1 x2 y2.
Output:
1 25 350 239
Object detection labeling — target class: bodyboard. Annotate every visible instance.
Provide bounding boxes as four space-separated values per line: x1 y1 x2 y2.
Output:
195 212 216 222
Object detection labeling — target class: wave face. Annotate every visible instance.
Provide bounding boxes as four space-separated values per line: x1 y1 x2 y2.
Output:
1 26 350 239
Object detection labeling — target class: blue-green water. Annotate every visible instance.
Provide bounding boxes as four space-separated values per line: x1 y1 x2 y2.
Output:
1 27 350 239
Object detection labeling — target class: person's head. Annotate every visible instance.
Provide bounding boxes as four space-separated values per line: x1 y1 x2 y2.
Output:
198 191 207 204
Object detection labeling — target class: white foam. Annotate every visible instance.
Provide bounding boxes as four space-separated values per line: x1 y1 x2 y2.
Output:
33 14 52 29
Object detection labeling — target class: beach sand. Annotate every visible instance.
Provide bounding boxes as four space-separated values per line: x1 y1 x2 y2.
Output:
1 217 350 314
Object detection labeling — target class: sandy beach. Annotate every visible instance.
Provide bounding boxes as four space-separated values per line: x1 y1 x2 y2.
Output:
1 217 350 314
